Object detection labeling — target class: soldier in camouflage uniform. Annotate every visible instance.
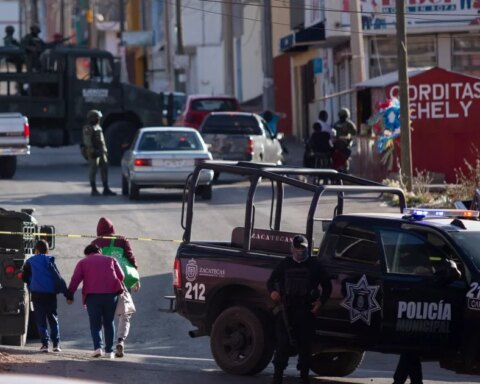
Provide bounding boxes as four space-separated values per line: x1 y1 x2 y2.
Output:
82 110 116 196
332 108 357 172
21 25 45 71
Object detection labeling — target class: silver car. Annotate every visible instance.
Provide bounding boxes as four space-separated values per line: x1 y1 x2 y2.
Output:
121 127 214 200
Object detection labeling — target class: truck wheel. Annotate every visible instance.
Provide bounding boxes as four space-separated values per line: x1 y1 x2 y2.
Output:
200 185 212 200
105 122 136 166
128 180 140 200
0 156 17 179
210 306 274 375
2 292 29 346
122 175 129 196
310 351 365 377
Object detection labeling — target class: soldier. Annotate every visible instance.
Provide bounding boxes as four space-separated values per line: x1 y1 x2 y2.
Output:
267 235 332 384
4 25 20 48
332 108 357 172
82 110 117 196
21 25 46 71
4 25 23 75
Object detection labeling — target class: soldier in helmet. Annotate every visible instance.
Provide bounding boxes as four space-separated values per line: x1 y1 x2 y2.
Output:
82 110 116 196
4 25 23 75
332 108 357 172
4 25 20 48
21 25 46 71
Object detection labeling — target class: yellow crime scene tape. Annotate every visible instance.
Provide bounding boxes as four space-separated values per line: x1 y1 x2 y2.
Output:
0 230 183 243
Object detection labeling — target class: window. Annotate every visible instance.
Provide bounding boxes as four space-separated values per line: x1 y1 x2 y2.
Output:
333 224 380 266
138 131 202 151
191 99 237 112
75 56 113 82
379 229 453 276
200 115 262 135
369 36 436 78
452 35 480 78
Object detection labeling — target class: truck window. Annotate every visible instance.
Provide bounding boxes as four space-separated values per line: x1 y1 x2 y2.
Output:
379 229 453 276
75 57 113 83
332 224 380 267
201 115 262 135
192 99 237 112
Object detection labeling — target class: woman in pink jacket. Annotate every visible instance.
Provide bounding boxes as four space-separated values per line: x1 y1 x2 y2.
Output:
67 244 124 358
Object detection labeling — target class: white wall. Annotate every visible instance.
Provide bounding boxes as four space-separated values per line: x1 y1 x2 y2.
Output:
239 4 263 102
196 45 224 95
183 0 222 47
0 1 20 45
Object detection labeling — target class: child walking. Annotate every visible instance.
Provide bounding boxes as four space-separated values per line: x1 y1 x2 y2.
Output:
22 239 67 352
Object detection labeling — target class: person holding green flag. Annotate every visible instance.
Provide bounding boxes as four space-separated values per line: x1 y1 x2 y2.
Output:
91 217 140 358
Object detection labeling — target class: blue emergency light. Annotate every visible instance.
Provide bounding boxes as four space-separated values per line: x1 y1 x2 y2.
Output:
403 208 479 220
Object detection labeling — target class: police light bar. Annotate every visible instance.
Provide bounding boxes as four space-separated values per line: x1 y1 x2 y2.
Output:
403 208 480 219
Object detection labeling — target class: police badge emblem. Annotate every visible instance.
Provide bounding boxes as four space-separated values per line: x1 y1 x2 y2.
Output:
186 259 198 282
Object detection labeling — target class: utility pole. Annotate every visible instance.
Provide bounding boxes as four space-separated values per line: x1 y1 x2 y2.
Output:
262 0 275 111
349 0 366 84
31 0 38 26
396 0 412 191
164 0 174 91
60 0 65 37
175 0 186 92
223 0 234 96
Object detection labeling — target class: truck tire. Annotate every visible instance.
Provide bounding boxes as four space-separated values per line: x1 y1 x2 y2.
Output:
310 351 365 377
0 156 17 179
210 306 274 375
2 292 29 346
195 185 212 200
105 121 136 166
122 175 128 196
128 180 140 200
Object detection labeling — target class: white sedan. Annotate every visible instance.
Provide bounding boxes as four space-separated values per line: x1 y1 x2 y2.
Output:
121 127 214 200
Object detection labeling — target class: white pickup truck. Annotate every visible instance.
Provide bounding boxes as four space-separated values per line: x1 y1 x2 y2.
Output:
0 113 30 179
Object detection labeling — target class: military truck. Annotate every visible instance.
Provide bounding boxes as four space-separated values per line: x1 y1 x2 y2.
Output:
170 161 480 377
0 46 166 165
0 208 54 346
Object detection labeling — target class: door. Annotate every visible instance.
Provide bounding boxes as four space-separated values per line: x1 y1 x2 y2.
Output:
316 222 383 347
378 228 467 352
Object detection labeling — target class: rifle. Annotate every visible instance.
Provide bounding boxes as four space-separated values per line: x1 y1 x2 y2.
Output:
274 282 296 348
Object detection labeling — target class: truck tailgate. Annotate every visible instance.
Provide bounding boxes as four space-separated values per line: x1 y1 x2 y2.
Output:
202 133 250 161
0 113 29 155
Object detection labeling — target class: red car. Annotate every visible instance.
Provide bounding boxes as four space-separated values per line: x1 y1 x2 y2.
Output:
174 95 241 129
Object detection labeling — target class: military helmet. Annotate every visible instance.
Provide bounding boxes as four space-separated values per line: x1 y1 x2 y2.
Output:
5 25 14 34
87 110 102 124
30 25 41 34
338 107 350 119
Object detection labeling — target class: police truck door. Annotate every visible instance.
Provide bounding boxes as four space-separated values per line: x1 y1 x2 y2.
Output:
378 228 466 351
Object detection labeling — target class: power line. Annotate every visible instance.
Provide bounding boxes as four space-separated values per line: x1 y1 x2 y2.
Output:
200 0 480 20
172 0 480 39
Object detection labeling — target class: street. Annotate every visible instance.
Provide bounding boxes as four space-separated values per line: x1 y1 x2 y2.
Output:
0 146 479 384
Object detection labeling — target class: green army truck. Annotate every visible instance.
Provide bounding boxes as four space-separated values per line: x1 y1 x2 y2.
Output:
0 208 54 346
0 46 166 165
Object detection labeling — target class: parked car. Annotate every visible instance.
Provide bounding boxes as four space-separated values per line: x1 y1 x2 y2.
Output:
121 127 214 200
199 112 283 165
0 113 30 179
175 95 241 129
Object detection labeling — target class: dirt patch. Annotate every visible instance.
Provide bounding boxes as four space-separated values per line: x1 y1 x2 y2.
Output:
0 351 37 372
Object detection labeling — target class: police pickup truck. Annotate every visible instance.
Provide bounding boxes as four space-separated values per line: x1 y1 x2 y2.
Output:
170 161 480 378
0 208 54 346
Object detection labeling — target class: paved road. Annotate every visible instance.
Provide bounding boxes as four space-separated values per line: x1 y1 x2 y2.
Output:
0 146 478 383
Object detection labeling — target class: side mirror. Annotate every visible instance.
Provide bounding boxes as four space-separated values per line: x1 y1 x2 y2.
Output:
39 225 55 250
433 259 461 285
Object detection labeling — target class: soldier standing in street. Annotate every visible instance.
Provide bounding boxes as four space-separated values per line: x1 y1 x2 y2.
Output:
83 110 117 196
267 235 332 384
333 107 357 146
